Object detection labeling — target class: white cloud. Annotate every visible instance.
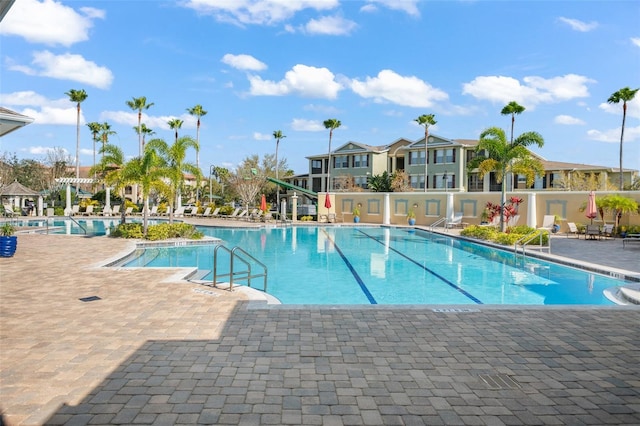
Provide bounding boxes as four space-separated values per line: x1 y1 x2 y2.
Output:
558 17 598 32
632 37 640 48
29 146 69 156
598 96 640 119
291 118 325 131
0 91 84 125
99 111 196 131
249 64 342 99
365 0 420 17
303 15 357 35
462 74 595 108
587 125 640 143
19 106 79 125
9 50 114 89
0 0 104 47
253 132 271 140
350 70 448 108
554 115 585 125
182 0 339 26
221 53 267 71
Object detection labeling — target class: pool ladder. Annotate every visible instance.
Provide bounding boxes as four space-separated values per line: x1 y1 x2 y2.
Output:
430 217 446 231
212 245 268 292
514 229 550 256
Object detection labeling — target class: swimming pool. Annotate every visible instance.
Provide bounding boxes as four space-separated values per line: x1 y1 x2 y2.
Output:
121 225 623 306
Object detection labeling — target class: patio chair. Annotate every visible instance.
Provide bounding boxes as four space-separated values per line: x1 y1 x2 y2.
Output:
507 214 520 228
479 215 500 227
585 224 601 240
173 206 185 217
223 208 241 219
100 206 112 216
209 207 221 218
2 204 19 217
602 224 614 239
445 212 464 229
538 215 555 232
148 205 158 216
196 207 211 218
82 205 94 216
566 222 580 238
111 205 121 216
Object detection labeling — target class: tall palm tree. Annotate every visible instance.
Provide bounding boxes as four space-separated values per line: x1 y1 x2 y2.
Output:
414 114 436 192
501 101 526 191
65 89 88 183
607 87 639 190
146 135 200 223
133 123 155 149
126 96 154 156
167 118 184 143
92 143 129 224
186 105 208 200
123 150 166 236
86 121 101 181
323 119 341 192
467 126 544 231
272 130 286 210
99 122 116 161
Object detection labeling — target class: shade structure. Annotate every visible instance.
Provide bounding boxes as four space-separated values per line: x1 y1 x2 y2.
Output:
260 194 267 212
324 193 332 209
586 191 597 224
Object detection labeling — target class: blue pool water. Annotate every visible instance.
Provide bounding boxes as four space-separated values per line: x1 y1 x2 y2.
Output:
12 218 160 235
121 226 622 306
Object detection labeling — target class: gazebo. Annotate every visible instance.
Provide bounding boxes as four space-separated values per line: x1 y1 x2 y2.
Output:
0 180 43 216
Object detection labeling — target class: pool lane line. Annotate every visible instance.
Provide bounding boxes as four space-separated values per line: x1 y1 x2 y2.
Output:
356 229 483 305
321 229 377 304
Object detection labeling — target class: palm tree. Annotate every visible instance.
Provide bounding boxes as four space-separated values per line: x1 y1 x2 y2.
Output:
146 135 200 223
501 101 526 191
467 126 544 231
167 118 184 143
272 130 286 210
86 121 101 181
123 150 166 236
65 89 88 183
187 105 207 201
323 119 341 192
134 123 155 149
607 87 639 190
126 96 154 156
414 114 437 192
92 143 129 224
99 122 116 161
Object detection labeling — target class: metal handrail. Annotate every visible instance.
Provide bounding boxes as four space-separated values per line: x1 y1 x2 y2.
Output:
514 229 550 256
429 217 446 231
213 245 268 292
66 215 87 234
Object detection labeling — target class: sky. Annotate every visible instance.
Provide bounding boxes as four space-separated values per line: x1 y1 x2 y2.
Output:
1 0 639 177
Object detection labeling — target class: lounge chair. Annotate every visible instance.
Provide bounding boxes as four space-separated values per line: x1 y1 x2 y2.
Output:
82 205 94 216
124 206 134 216
100 206 112 216
602 224 614 239
223 208 241 219
173 206 185 217
445 212 464 229
209 207 221 218
111 205 121 216
479 215 500 227
622 233 640 248
2 204 19 217
197 207 211 218
236 210 248 220
538 215 555 232
566 222 580 238
148 205 158 216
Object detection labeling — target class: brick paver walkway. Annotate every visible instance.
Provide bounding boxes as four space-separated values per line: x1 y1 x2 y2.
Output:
1 231 639 425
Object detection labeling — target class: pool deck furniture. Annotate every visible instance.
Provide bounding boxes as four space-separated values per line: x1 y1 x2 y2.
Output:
623 233 640 248
586 224 601 240
566 222 580 238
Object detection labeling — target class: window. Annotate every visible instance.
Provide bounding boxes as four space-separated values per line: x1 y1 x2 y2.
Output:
435 149 455 164
435 173 454 189
410 175 425 189
409 151 425 165
355 176 368 189
334 155 349 169
311 160 323 173
353 154 369 168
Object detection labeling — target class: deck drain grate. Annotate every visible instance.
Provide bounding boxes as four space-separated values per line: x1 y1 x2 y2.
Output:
478 374 521 390
79 296 101 302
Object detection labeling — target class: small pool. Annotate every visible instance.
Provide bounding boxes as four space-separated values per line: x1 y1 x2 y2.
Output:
120 226 625 306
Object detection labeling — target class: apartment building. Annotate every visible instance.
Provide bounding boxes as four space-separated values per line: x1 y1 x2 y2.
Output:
302 134 638 193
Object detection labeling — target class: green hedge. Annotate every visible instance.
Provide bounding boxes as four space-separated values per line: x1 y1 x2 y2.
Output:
111 222 204 241
460 225 549 246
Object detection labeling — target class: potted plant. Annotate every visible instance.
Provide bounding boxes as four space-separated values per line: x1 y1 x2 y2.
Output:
353 206 361 223
407 209 416 226
0 222 17 257
552 215 561 233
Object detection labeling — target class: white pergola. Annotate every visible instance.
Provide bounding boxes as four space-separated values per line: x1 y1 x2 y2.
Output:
55 178 113 215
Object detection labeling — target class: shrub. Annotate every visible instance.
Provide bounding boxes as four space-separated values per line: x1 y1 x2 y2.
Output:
460 224 548 246
111 222 203 241
219 205 235 215
300 215 313 221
